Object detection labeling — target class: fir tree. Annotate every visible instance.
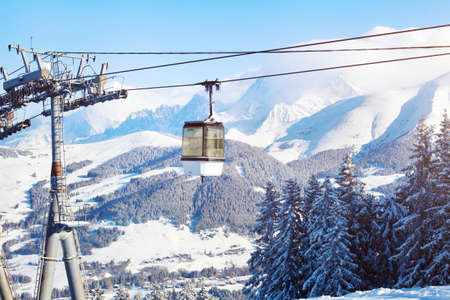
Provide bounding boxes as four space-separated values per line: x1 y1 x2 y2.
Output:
363 193 380 288
168 288 177 300
196 286 217 300
265 179 308 299
178 283 196 300
372 195 407 288
244 182 280 299
303 175 321 222
424 111 449 285
303 178 362 297
150 283 168 300
114 286 130 300
91 288 105 300
302 175 322 285
335 153 370 289
394 117 436 288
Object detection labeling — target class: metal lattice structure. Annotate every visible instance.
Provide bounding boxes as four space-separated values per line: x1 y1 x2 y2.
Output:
0 45 128 300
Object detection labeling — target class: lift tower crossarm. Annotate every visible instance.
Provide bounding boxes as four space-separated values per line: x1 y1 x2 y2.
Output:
0 67 8 81
8 44 94 61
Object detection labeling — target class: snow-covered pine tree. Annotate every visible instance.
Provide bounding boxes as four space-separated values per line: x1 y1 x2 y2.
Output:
303 175 321 221
393 117 436 288
114 286 130 300
168 288 177 300
244 181 280 299
178 282 197 300
303 178 362 297
302 175 322 285
423 111 449 285
265 179 308 299
363 193 381 288
196 286 217 300
335 153 371 289
150 283 168 300
372 195 407 288
91 288 105 300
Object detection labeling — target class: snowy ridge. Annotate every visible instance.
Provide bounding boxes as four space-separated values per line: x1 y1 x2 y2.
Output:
364 72 450 152
224 74 357 137
267 87 418 161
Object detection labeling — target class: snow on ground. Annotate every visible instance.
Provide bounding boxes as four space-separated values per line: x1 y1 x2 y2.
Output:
8 254 39 293
6 219 253 292
253 186 265 193
0 147 50 222
310 285 450 300
85 219 253 274
98 285 450 300
235 164 245 177
360 173 404 194
266 139 311 163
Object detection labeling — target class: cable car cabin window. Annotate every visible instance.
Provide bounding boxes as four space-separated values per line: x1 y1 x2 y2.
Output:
182 127 203 157
205 126 224 158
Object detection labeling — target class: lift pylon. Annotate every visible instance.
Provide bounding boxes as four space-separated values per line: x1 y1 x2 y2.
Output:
37 91 85 300
0 46 127 299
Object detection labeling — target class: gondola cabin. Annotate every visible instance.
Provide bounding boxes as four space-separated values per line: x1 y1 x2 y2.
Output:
181 121 225 176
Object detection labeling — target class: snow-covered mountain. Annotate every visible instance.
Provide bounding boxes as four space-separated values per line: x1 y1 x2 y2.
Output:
4 25 450 160
267 87 418 161
5 71 449 164
73 71 449 162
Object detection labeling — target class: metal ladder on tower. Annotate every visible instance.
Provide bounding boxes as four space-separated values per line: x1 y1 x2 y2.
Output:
1 249 18 299
60 101 91 299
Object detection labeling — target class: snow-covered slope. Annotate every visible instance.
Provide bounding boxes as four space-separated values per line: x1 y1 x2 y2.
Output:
266 88 418 161
0 131 180 222
85 220 252 273
363 72 450 153
265 71 450 162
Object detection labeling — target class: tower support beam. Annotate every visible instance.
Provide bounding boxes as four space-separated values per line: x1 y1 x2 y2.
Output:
0 267 13 300
37 94 86 300
61 228 85 300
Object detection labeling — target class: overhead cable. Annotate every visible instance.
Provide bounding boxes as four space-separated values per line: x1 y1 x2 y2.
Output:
56 23 450 81
127 51 450 91
29 112 43 120
48 45 450 55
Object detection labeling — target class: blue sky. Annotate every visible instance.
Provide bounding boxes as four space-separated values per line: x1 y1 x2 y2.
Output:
1 0 450 88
